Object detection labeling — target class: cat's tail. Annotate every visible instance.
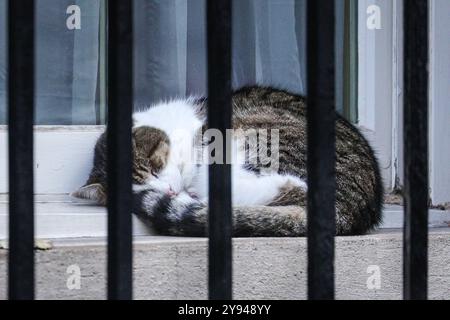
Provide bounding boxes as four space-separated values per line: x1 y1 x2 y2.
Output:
133 189 307 237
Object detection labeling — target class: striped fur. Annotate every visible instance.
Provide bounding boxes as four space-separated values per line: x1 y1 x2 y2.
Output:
131 86 383 236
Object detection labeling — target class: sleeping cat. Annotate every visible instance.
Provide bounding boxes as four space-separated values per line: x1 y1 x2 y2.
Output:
72 86 383 236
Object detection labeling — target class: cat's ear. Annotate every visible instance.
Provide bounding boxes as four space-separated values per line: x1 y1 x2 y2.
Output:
70 183 107 205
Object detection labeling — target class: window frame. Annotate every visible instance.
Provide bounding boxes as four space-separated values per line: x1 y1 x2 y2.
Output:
357 0 400 192
0 0 381 195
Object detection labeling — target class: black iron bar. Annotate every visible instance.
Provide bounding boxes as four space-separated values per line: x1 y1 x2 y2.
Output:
207 0 233 300
306 0 336 300
403 0 429 301
107 0 133 300
8 0 35 300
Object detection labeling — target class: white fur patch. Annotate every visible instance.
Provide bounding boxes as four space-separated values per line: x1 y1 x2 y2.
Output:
133 99 307 206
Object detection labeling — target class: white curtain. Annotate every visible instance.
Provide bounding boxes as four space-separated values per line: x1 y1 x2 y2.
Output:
0 0 309 124
0 0 101 125
35 0 101 124
134 0 307 108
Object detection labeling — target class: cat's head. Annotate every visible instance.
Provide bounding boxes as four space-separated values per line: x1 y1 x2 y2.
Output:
71 126 171 205
132 126 171 182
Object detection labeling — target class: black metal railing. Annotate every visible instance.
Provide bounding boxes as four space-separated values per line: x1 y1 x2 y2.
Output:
8 0 35 300
403 0 429 300
6 0 429 301
207 0 233 300
306 0 336 300
107 0 133 300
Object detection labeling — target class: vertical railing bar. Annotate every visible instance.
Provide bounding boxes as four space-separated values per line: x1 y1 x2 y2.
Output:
403 0 429 301
107 0 133 300
207 0 233 300
8 0 35 300
306 0 336 300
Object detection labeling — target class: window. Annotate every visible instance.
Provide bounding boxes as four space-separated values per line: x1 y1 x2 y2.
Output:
0 0 358 196
0 0 106 125
0 0 321 125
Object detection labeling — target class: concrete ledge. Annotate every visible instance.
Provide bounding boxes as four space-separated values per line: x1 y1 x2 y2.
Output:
1 230 450 300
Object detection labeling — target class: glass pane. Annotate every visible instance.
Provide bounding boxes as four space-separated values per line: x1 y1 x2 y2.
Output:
0 0 105 125
335 0 359 118
0 0 353 124
343 0 358 122
133 0 309 108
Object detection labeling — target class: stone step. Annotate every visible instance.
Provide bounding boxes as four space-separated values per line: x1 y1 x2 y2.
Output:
1 230 450 300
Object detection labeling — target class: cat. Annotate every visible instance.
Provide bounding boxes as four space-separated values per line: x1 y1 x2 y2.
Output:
72 86 383 236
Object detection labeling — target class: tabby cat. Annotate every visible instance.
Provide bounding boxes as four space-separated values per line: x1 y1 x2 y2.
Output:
72 86 383 236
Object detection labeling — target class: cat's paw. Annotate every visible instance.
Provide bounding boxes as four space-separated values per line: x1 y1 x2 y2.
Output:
283 175 307 190
175 191 206 206
185 187 200 199
184 188 208 205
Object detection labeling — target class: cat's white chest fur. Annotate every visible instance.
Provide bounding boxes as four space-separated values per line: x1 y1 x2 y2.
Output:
133 99 307 206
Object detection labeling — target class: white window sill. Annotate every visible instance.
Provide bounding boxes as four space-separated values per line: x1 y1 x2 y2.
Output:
1 194 450 240
0 194 155 239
